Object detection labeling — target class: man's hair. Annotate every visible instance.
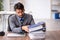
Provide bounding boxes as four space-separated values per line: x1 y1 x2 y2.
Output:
14 2 24 11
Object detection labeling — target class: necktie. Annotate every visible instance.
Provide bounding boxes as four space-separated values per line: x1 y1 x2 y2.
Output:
20 18 24 26
20 18 28 33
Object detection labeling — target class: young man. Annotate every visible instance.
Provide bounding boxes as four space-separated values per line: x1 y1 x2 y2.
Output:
9 2 35 34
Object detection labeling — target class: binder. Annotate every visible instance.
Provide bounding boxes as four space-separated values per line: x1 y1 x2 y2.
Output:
29 22 46 32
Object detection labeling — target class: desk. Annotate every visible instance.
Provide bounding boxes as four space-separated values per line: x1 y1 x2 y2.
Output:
0 32 30 40
0 31 60 40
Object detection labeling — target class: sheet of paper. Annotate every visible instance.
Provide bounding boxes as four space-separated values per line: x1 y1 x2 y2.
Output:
7 33 25 37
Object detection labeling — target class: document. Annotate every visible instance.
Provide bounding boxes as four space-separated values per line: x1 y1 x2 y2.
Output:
7 33 25 37
28 31 46 39
28 22 46 39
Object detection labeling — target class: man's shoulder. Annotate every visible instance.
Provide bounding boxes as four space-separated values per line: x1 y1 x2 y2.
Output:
25 13 32 17
9 14 16 20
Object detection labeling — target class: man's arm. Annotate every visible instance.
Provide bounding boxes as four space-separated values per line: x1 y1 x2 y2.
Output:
21 15 35 32
9 17 22 33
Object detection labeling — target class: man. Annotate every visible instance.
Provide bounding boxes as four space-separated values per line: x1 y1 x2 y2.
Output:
9 2 35 34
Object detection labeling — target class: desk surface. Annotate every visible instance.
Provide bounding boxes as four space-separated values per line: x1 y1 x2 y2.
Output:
0 31 60 40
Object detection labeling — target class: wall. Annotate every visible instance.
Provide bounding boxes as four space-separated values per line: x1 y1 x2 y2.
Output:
24 0 51 19
3 0 10 11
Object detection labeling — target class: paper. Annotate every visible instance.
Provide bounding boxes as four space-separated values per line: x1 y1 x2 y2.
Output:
29 31 45 39
7 33 25 37
28 22 46 39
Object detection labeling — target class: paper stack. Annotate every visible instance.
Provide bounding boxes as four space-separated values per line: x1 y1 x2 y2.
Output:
28 22 46 39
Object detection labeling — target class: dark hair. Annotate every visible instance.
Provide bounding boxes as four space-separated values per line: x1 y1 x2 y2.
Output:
14 2 24 11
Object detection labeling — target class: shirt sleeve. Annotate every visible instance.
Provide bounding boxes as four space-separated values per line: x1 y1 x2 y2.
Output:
30 15 35 25
9 17 22 33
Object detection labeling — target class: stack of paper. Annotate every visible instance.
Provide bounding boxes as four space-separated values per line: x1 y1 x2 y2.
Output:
29 31 46 39
28 22 46 39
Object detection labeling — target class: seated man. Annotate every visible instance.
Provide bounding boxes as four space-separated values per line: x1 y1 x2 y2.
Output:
9 2 35 34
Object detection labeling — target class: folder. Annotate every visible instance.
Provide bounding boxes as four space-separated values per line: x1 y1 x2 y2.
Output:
29 22 46 32
29 22 45 28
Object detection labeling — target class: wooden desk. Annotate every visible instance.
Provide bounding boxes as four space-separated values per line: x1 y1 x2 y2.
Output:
0 32 30 40
0 31 60 40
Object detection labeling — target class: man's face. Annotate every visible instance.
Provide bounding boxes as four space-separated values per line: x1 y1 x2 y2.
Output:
16 9 24 17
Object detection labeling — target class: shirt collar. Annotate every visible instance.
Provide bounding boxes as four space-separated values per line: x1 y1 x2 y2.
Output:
16 14 21 21
16 13 26 21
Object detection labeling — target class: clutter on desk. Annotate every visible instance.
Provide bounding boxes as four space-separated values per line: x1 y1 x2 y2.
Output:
28 22 46 39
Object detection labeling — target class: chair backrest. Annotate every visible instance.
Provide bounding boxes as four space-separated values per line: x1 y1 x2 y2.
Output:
8 14 14 32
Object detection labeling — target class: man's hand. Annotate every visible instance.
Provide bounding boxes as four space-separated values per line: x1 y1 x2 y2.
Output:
22 25 29 32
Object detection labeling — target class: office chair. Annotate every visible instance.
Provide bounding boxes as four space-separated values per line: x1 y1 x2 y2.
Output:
8 14 14 32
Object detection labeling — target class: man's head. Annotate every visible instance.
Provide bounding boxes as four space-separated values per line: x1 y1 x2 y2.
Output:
14 2 24 17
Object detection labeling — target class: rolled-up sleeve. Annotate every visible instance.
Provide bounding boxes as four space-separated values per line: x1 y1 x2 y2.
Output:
9 17 22 33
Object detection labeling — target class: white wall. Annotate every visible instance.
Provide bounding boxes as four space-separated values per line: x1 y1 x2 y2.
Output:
3 0 10 11
24 0 51 19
